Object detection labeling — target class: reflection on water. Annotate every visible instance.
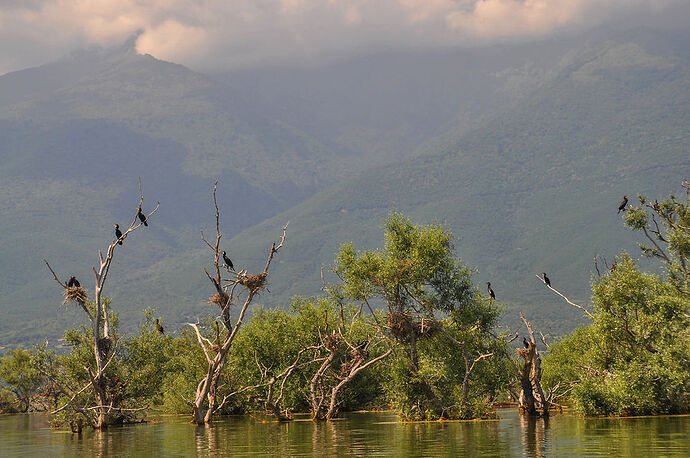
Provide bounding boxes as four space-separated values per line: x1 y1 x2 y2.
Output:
1 409 689 457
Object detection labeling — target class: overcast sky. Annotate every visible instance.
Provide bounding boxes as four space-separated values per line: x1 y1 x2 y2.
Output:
1 0 688 75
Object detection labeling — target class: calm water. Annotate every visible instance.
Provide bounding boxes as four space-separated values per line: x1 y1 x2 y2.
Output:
1 410 689 457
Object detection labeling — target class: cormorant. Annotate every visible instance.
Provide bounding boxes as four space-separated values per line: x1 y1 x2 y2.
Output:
221 251 234 270
114 224 123 245
154 318 164 334
618 195 629 214
523 337 529 349
487 282 495 300
67 276 80 288
542 273 551 287
137 207 148 227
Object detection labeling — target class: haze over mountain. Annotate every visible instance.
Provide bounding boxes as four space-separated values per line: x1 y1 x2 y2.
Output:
0 27 688 346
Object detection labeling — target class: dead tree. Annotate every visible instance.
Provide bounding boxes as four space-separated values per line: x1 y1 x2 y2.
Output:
516 313 549 417
188 182 288 425
44 181 158 429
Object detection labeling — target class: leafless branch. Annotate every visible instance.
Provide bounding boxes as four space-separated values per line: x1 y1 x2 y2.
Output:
535 274 594 320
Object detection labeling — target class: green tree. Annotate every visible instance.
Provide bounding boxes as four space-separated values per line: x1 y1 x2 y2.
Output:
0 347 45 412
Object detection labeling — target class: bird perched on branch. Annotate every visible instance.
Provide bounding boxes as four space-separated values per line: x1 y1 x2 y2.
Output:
617 195 629 214
487 282 495 300
114 224 123 245
137 207 148 227
67 276 80 288
154 318 164 334
523 337 529 349
221 251 234 270
542 272 551 287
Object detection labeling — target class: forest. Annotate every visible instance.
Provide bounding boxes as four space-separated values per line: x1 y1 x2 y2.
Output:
1 181 688 431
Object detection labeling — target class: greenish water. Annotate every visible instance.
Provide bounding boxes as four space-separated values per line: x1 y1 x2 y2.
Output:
1 410 688 457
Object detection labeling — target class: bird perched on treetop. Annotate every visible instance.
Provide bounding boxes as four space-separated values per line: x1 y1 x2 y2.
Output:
618 195 629 214
67 276 80 288
542 272 551 287
154 318 164 334
137 207 148 227
487 282 495 300
114 224 123 245
221 251 234 270
523 337 529 349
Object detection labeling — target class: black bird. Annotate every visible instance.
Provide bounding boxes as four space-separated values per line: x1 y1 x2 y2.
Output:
221 251 234 270
137 207 148 227
67 276 80 288
542 272 551 287
523 337 529 349
617 195 629 214
487 282 495 300
114 224 123 245
154 318 164 334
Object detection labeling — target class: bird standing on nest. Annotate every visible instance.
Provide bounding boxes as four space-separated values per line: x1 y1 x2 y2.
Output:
137 207 148 227
222 251 234 271
154 318 164 334
542 272 551 287
67 276 80 288
618 195 629 214
114 224 123 245
487 282 495 300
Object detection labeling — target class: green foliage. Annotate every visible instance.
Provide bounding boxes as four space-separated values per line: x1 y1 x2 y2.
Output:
544 186 690 416
0 347 45 412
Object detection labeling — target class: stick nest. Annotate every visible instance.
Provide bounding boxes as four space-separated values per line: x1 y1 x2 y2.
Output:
63 286 88 305
240 272 267 290
388 312 414 339
323 333 342 352
208 292 230 307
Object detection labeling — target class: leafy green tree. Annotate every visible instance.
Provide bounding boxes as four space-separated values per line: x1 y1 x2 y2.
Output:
334 213 506 420
543 183 690 416
0 347 45 412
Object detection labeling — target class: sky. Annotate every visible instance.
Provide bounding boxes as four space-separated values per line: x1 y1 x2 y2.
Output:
1 0 688 75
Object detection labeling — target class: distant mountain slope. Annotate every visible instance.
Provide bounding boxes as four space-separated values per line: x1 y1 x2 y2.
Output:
220 40 690 336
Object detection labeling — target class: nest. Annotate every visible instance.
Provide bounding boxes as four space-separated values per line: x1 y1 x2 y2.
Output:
388 312 414 339
208 292 230 307
240 272 267 290
97 337 112 360
415 318 440 339
63 286 88 305
349 347 368 361
323 333 341 352
340 361 354 375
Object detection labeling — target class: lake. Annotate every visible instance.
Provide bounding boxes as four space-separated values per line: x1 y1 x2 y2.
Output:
1 409 689 457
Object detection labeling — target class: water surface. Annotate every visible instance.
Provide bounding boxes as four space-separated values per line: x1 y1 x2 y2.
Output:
1 409 688 457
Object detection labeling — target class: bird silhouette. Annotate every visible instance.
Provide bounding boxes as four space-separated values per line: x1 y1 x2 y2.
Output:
618 195 629 214
222 251 234 270
487 282 495 300
67 276 80 288
542 273 551 287
137 207 148 227
114 224 123 245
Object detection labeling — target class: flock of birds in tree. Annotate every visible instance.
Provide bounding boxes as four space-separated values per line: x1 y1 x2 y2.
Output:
65 196 630 346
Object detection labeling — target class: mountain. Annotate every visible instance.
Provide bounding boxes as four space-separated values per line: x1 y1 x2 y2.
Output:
218 38 690 336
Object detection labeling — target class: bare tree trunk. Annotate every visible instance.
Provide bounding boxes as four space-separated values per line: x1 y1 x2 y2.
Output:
518 313 549 417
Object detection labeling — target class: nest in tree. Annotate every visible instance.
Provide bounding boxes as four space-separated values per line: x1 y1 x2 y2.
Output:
63 286 88 305
324 333 341 352
97 337 112 360
415 318 440 339
388 312 414 339
349 347 368 361
208 292 230 307
240 272 267 290
340 360 354 375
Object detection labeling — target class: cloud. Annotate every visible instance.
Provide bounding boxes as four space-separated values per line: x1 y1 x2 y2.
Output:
0 0 687 75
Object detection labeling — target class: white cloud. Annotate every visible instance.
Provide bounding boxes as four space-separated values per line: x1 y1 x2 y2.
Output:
0 0 686 75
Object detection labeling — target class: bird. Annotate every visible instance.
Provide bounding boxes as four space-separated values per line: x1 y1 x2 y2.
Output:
154 318 164 334
221 251 234 270
618 195 629 214
137 207 148 227
523 337 529 349
114 224 123 245
486 282 495 300
67 276 80 288
542 272 551 287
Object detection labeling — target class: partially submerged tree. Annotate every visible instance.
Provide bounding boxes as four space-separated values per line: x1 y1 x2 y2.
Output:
188 182 288 424
43 182 158 429
334 213 506 420
542 182 690 415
